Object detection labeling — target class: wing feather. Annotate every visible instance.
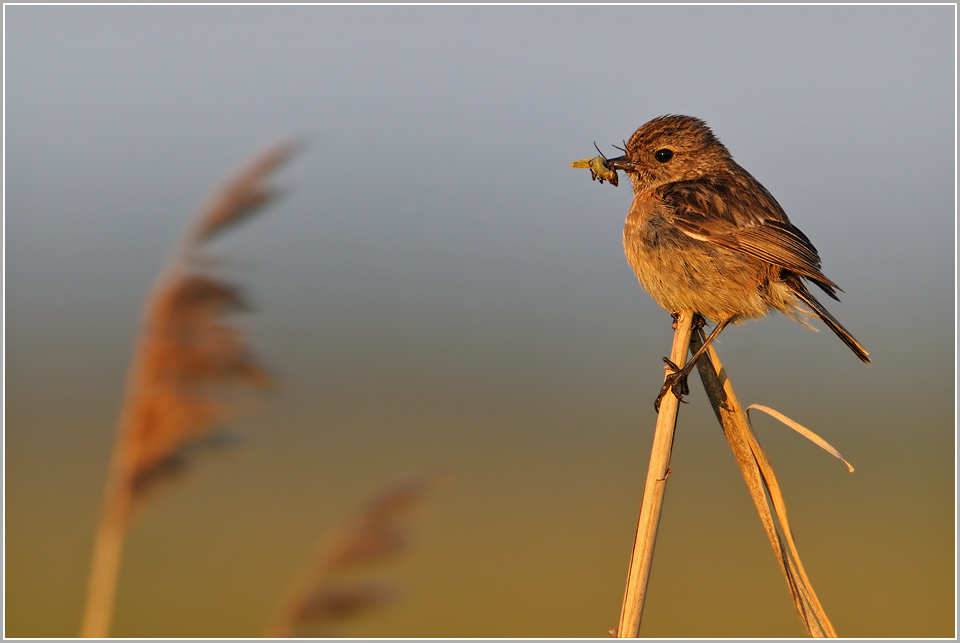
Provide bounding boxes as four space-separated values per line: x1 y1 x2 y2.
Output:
660 178 841 299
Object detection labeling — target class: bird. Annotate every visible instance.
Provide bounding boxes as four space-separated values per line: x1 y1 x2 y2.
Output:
602 115 869 411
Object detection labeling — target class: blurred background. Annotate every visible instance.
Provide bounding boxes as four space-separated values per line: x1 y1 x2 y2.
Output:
5 5 954 638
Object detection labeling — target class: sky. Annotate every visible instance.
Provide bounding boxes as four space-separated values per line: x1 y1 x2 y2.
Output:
4 4 956 638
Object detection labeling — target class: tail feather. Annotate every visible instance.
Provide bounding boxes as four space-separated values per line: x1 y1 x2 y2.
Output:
792 285 870 364
810 278 842 302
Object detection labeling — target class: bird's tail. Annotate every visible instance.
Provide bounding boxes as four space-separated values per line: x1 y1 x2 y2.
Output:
792 284 870 364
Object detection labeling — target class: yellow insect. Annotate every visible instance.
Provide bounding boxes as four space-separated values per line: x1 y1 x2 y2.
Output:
570 143 620 187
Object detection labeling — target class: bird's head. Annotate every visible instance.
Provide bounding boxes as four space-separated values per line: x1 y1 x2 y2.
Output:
606 115 733 192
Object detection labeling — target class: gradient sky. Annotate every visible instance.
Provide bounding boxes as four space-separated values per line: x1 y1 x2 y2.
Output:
5 5 955 638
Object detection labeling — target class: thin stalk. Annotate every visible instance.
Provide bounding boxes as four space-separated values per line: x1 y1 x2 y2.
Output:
617 310 695 638
79 332 155 638
79 473 131 637
692 329 837 637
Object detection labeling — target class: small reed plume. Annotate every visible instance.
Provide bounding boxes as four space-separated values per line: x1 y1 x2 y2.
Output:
80 142 295 638
264 473 436 638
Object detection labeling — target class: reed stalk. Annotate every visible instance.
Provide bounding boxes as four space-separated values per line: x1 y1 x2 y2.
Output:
691 328 838 637
617 315 841 637
616 310 695 638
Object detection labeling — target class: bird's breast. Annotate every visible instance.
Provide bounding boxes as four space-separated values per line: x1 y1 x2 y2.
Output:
622 193 772 322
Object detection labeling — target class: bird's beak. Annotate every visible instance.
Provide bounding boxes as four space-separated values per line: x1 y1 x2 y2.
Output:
604 155 630 171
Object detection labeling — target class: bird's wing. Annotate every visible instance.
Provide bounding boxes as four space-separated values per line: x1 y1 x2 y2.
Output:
659 179 841 298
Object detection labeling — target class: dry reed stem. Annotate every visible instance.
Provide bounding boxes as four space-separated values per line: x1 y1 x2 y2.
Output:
263 474 435 638
691 328 838 638
616 310 695 638
80 142 293 638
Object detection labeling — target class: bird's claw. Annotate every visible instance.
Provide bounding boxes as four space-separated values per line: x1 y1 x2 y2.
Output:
654 357 690 412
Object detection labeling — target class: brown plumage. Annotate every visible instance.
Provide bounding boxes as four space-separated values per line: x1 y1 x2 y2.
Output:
604 115 869 409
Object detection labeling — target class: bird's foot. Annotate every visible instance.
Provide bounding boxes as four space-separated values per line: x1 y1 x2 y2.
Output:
654 357 691 412
670 312 707 331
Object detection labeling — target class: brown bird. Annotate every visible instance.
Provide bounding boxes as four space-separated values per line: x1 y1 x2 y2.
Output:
604 115 869 411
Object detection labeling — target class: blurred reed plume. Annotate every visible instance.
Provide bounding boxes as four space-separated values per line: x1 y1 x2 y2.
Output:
264 473 436 638
80 142 294 638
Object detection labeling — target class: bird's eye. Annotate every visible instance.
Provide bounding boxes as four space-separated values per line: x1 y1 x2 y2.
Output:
655 149 674 163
